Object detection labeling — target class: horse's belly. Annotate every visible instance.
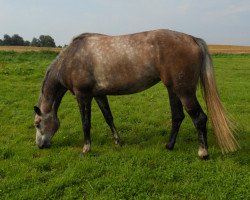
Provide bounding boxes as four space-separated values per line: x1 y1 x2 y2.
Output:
93 67 160 95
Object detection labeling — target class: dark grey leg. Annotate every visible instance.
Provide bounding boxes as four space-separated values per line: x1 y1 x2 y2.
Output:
181 95 208 159
166 87 185 150
95 96 120 145
76 95 93 154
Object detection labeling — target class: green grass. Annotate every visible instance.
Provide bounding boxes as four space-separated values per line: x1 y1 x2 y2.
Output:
0 52 249 199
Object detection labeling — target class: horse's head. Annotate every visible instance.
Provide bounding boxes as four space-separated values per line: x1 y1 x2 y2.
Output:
34 106 59 149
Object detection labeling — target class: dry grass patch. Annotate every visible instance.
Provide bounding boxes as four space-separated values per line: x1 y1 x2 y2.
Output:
0 46 62 52
208 44 250 54
1 45 250 54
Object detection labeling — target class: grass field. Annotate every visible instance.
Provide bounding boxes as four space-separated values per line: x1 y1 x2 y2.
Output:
0 51 249 199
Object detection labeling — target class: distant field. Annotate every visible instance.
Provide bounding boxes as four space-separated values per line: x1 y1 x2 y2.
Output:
0 46 62 52
0 44 250 54
0 51 249 199
209 45 250 54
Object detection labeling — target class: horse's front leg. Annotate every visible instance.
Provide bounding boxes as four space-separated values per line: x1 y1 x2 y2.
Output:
76 95 93 154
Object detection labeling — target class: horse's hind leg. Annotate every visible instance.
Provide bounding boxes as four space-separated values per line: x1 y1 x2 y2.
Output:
95 96 120 145
166 87 185 150
180 94 209 159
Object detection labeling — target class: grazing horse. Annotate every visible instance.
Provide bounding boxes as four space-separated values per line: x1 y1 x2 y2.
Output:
34 29 238 159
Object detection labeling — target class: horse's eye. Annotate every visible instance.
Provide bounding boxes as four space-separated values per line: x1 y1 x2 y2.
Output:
35 124 40 129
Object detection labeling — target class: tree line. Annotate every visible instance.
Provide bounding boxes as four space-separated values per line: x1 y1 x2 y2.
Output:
0 34 57 47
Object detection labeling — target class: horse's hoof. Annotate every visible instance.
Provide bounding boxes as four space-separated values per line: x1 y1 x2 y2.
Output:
82 144 91 154
166 143 174 150
198 148 209 160
115 139 122 146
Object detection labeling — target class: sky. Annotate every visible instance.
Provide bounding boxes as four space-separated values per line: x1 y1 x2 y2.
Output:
0 0 250 46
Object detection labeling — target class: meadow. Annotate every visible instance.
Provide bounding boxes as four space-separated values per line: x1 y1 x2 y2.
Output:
0 50 249 199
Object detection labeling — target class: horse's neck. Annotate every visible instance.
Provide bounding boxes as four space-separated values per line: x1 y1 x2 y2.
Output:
38 69 66 115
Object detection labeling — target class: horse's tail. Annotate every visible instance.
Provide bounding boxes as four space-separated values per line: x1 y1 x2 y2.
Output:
194 37 239 153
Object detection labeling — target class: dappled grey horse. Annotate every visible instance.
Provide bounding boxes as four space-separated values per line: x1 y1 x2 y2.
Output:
34 29 238 159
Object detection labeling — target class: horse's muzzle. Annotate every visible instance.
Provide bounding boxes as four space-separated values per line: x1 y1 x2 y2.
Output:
38 143 51 149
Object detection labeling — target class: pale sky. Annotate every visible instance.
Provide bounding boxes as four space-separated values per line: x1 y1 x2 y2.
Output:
0 0 250 46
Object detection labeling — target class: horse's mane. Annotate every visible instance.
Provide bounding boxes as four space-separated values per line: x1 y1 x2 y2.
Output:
38 67 51 106
42 68 51 93
72 33 106 42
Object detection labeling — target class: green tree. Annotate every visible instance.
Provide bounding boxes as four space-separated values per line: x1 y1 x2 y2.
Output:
31 37 41 47
1 34 57 47
3 34 12 45
24 40 31 46
39 35 56 47
11 34 25 46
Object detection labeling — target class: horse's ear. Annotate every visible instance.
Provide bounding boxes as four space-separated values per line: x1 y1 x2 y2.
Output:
34 106 42 116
